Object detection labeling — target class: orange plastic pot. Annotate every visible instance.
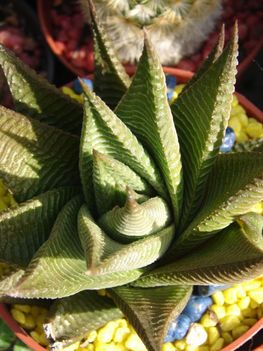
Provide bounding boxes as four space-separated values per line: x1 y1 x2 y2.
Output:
0 92 262 351
37 0 263 80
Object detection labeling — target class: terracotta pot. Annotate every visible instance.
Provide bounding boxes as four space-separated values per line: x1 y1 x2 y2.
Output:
0 91 262 351
37 0 263 80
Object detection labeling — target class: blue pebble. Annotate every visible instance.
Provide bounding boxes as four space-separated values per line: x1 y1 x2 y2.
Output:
220 127 236 153
166 75 177 89
167 89 174 101
182 296 213 322
73 78 93 94
196 285 232 296
164 314 191 342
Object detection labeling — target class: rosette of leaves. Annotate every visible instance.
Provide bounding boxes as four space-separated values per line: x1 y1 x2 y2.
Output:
0 6 263 351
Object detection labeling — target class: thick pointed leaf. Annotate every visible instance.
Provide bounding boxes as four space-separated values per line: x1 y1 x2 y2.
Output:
11 197 143 299
80 85 168 213
82 0 130 109
0 187 77 267
109 285 192 351
171 27 238 230
99 194 172 242
168 152 263 259
0 107 80 202
133 213 263 287
78 204 174 275
115 36 183 224
0 261 24 296
0 45 83 134
93 150 153 215
44 291 122 350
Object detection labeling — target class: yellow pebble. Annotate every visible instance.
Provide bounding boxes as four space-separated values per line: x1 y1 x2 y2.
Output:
97 289 107 296
207 327 220 345
250 299 260 309
210 338 224 351
162 342 175 351
237 113 249 127
97 321 118 343
86 330 97 343
222 332 233 345
63 342 80 351
231 105 245 116
22 315 36 330
223 288 238 305
30 306 41 317
228 116 242 134
185 346 198 351
246 121 263 138
225 304 241 317
11 309 26 325
231 95 239 107
212 291 224 306
243 318 257 327
238 296 251 310
220 315 241 332
174 340 186 350
210 305 226 320
200 311 218 328
248 288 263 304
257 307 263 319
125 333 147 351
117 319 129 328
39 332 49 346
242 307 257 318
235 130 249 143
113 327 130 343
232 325 250 339
13 304 31 313
242 280 261 291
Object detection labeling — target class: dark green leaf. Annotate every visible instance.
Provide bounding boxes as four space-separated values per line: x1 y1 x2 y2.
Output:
0 319 16 351
45 291 122 350
0 45 83 135
134 213 263 287
0 107 80 202
110 285 192 351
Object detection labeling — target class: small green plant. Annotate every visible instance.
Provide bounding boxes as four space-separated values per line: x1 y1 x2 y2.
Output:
0 4 262 351
80 0 222 64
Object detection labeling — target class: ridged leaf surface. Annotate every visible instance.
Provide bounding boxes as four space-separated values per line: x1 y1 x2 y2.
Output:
0 261 24 296
11 197 143 299
133 213 263 287
168 152 263 258
110 285 192 351
171 27 238 230
93 151 153 215
78 204 174 275
0 107 80 202
80 86 168 212
0 187 77 267
85 1 131 109
115 36 182 223
0 45 83 134
45 291 122 350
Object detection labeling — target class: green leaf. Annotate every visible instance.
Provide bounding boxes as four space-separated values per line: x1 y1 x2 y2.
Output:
44 291 122 350
0 319 16 351
83 0 131 109
78 204 174 275
115 35 183 224
109 285 192 351
133 213 263 287
11 197 143 299
0 107 80 202
167 152 263 259
99 193 172 242
0 187 77 267
93 150 154 215
80 85 168 213
0 261 24 297
171 26 238 230
0 45 83 135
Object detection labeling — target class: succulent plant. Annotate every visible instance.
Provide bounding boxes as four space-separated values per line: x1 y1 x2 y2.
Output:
0 4 263 351
80 0 222 65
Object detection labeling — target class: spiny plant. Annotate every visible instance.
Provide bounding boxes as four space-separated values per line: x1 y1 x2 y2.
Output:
80 0 222 64
0 4 263 351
